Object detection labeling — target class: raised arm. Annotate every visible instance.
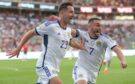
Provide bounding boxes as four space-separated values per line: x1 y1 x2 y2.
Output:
112 46 127 69
6 29 38 58
71 29 80 38
69 38 86 51
70 28 87 50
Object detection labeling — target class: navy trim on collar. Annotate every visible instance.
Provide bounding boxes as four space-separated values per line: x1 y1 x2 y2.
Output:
58 20 66 30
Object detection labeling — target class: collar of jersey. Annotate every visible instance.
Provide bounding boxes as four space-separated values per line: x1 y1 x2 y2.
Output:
88 33 99 40
57 20 66 30
90 36 98 40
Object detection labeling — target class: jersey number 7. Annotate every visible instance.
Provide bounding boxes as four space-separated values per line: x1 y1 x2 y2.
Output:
89 47 94 55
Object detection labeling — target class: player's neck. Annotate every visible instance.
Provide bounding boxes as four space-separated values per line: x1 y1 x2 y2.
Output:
58 18 67 30
89 33 98 39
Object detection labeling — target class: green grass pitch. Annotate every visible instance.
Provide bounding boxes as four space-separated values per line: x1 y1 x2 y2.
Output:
0 56 135 84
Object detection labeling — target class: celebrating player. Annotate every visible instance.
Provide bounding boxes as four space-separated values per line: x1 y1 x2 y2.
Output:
6 2 83 84
72 18 127 84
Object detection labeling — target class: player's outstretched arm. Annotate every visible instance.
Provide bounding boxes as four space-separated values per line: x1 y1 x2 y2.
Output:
71 29 80 38
113 46 127 69
69 38 86 51
6 29 37 58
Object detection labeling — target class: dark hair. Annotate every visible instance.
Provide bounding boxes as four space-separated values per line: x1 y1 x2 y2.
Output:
58 2 73 12
88 18 100 23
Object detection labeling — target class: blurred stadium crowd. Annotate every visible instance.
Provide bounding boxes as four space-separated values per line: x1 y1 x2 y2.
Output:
9 0 135 6
0 0 135 52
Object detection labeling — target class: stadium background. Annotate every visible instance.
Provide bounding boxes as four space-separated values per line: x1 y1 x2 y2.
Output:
0 0 135 84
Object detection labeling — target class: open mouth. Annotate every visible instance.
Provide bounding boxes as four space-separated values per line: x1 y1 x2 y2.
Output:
70 16 73 19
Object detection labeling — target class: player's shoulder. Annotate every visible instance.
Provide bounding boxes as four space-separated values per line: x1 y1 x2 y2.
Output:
66 27 72 32
44 19 58 27
78 29 87 34
100 33 111 39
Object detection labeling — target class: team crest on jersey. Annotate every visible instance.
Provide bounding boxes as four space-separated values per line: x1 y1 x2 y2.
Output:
96 41 101 46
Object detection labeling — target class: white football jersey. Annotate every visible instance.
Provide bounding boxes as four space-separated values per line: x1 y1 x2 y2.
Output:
35 20 72 70
104 47 113 61
77 30 117 72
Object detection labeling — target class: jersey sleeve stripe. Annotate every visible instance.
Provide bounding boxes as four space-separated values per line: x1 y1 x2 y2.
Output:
43 66 51 77
42 35 48 67
111 45 117 50
35 28 40 35
74 66 78 80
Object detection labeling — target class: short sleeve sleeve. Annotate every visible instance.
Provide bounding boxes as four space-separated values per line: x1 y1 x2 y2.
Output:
103 35 117 49
35 21 55 36
77 29 86 38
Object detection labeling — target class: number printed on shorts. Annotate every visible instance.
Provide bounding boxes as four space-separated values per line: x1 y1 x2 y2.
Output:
89 47 94 55
60 40 68 49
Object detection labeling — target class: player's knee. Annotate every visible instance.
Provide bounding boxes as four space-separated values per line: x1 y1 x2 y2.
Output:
51 80 62 84
55 79 62 84
50 77 62 84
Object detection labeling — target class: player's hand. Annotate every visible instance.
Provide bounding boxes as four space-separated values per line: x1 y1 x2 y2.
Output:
48 15 58 21
6 48 21 58
80 38 87 51
121 61 127 69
